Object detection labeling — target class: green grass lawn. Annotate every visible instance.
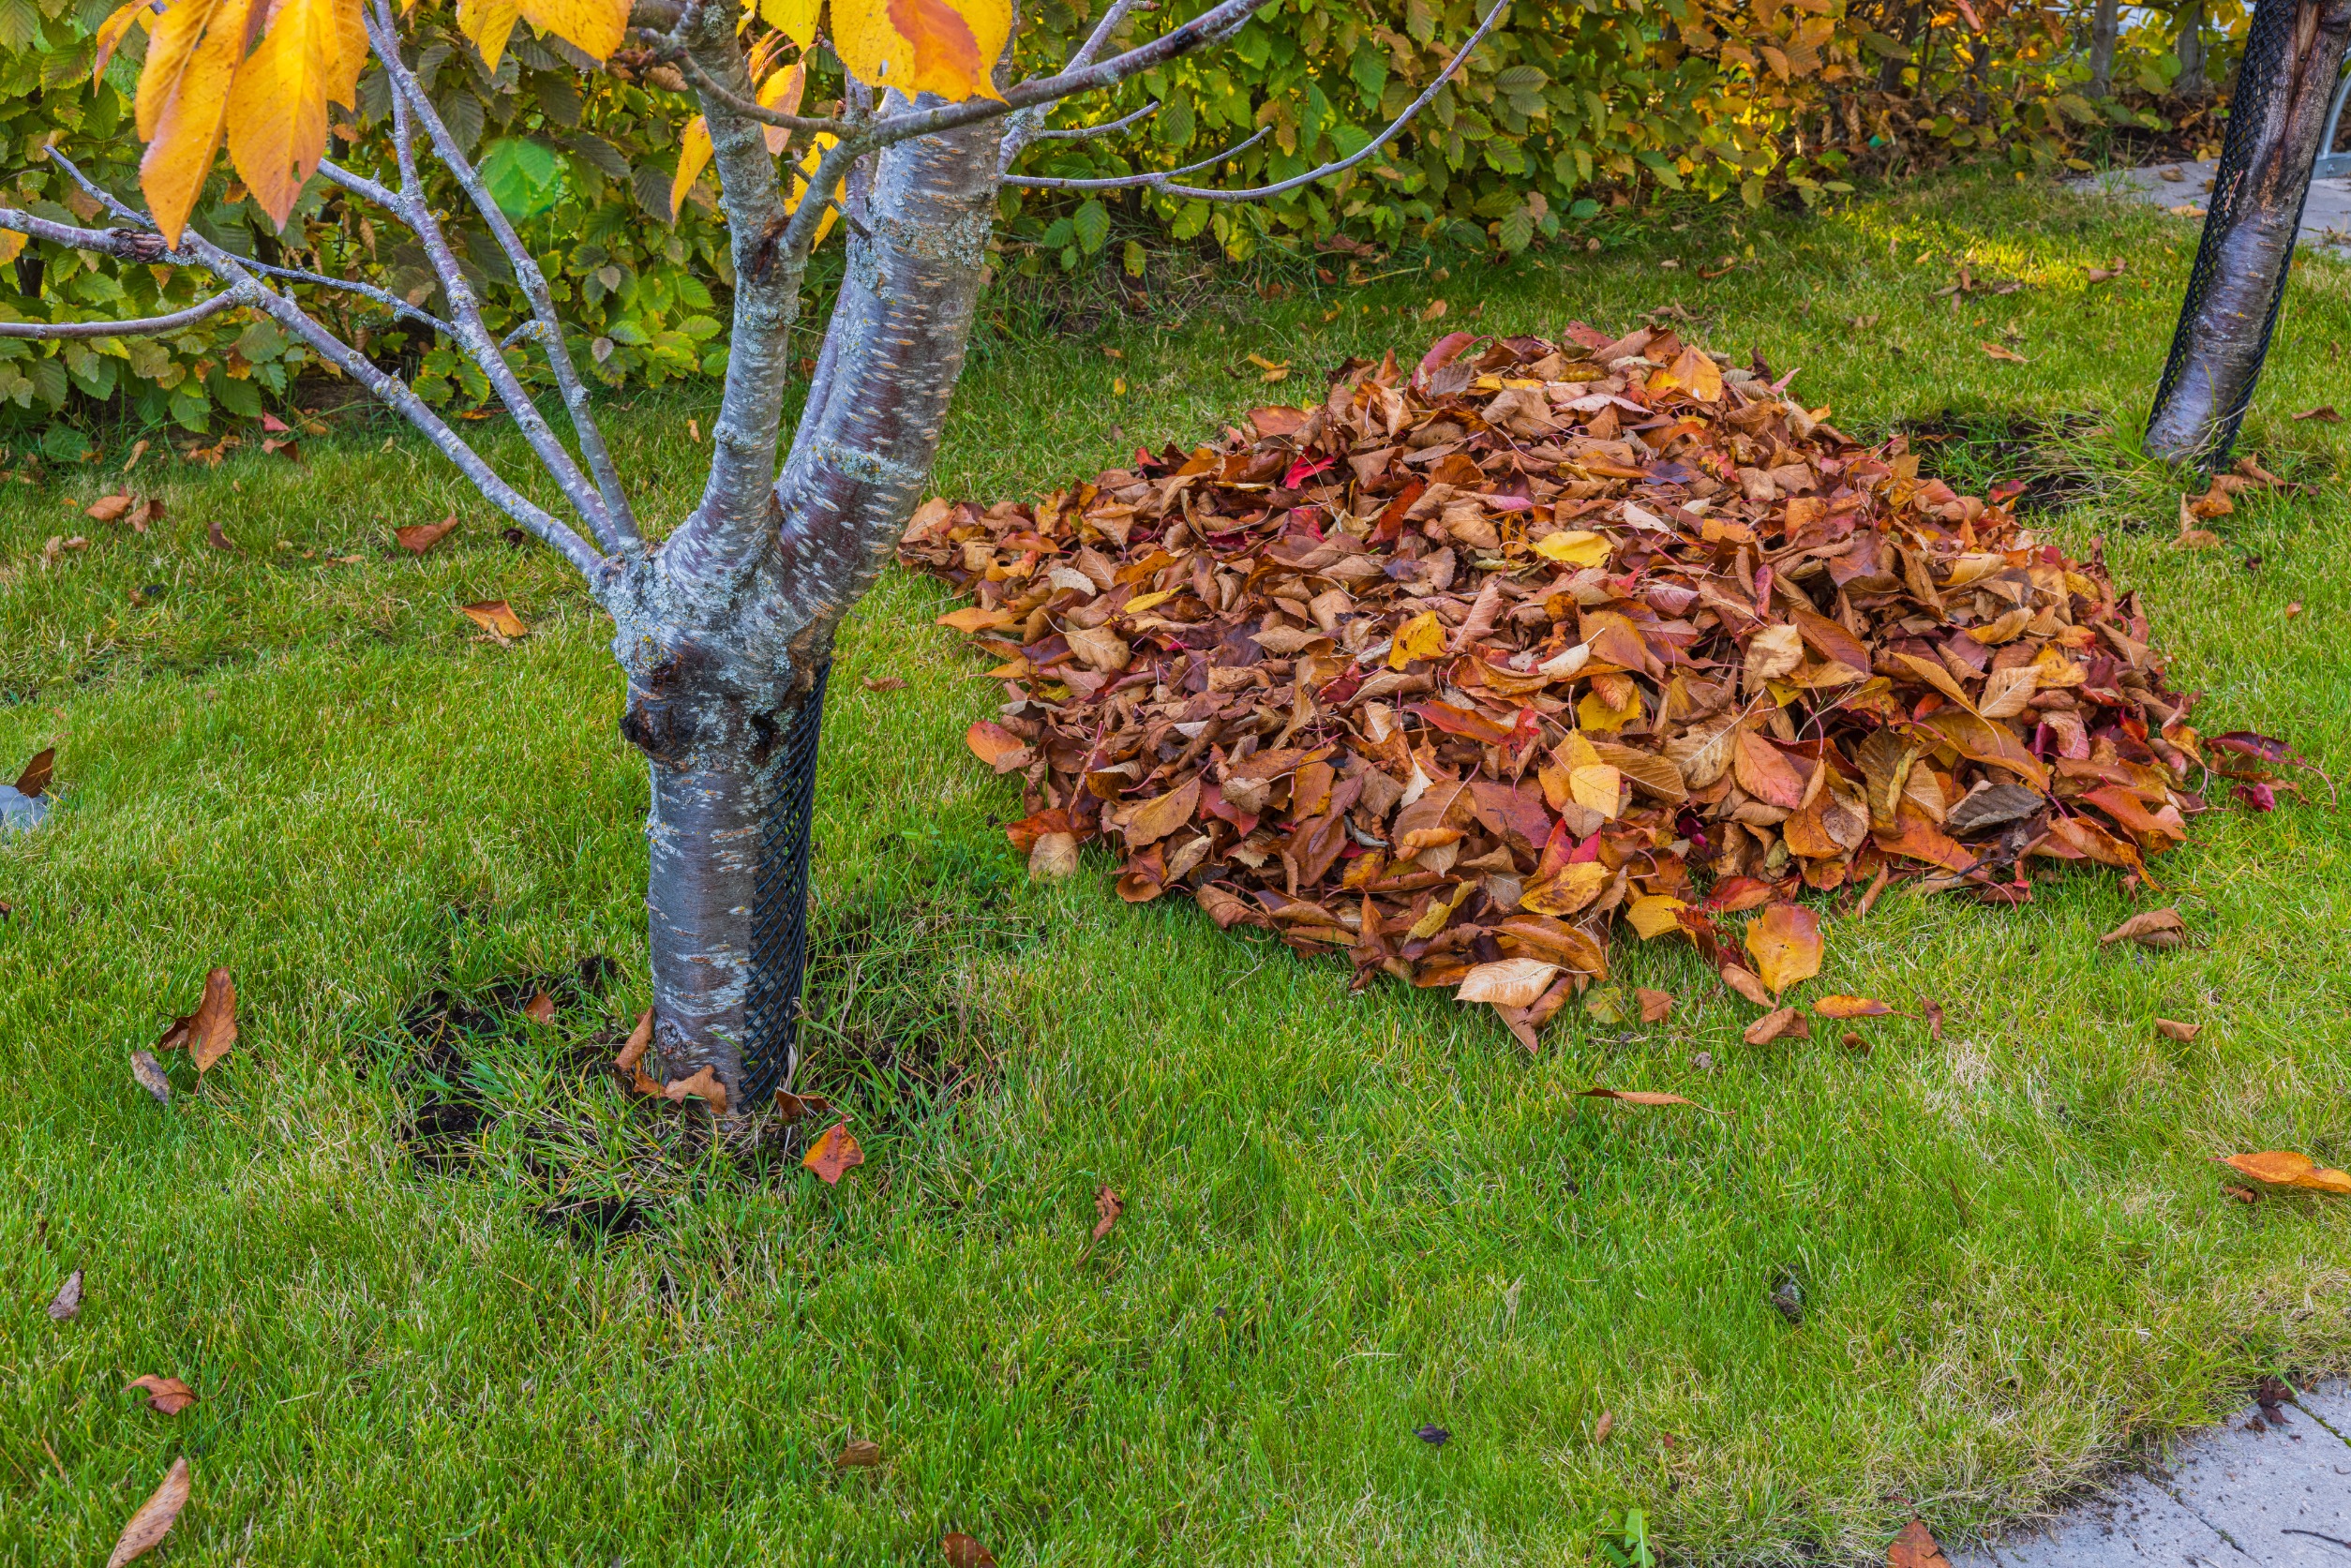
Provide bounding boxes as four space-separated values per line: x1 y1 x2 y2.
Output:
5 169 2350 1566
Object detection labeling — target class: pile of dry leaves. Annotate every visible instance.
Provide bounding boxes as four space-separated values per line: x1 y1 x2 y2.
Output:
902 323 2282 1048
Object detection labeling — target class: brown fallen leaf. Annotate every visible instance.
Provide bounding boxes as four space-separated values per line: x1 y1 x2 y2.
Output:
2101 907 2187 950
86 493 134 522
803 1121 865 1184
395 515 459 555
458 600 529 639
1580 1087 1698 1108
1092 1184 1122 1242
130 1050 172 1105
47 1269 83 1321
107 1456 190 1567
771 1087 833 1124
1920 996 1945 1041
835 1438 883 1469
862 676 908 693
155 968 237 1074
1027 831 1080 881
663 1065 729 1114
2155 1018 2202 1042
2293 405 2343 423
1813 995 1891 1019
14 746 54 797
1721 964 1774 1008
965 720 1031 773
615 1008 662 1096
1840 1029 1868 1053
1980 342 2029 363
1592 1409 1615 1444
942 1534 997 1568
1637 988 1673 1023
128 498 164 532
2218 1150 2351 1195
205 519 238 551
1459 956 1562 1008
2086 260 2128 284
522 991 557 1023
125 1375 198 1415
1888 1518 1952 1568
1418 298 1448 323
1745 1007 1809 1045
1745 903 1823 994
2223 1183 2259 1204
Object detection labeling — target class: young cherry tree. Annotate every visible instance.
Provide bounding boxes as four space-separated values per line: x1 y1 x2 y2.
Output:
2 0 1502 1107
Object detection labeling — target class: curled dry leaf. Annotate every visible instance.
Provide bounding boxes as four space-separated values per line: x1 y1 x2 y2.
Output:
1580 1087 1697 1108
2101 907 2187 950
1593 1409 1614 1444
1457 957 1561 1008
863 676 908 693
14 746 54 797
942 1532 997 1568
2155 1018 2202 1042
126 1375 199 1415
615 1008 662 1096
663 1065 729 1115
1813 995 1892 1019
395 515 459 555
522 991 557 1023
835 1438 883 1469
206 520 239 551
1979 342 2029 363
771 1087 833 1124
1027 830 1080 881
2223 1183 2259 1204
2218 1150 2351 1195
87 493 134 522
1637 987 1674 1023
458 600 529 639
155 967 237 1074
1745 903 1822 994
1920 995 1945 1040
2294 405 2343 423
1721 964 1774 1008
1744 1007 1809 1045
1092 1184 1123 1242
1888 1519 1953 1568
47 1268 83 1321
107 1456 190 1568
803 1121 865 1185
130 1049 172 1105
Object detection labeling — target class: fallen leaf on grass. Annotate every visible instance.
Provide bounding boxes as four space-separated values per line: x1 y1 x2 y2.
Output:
1092 1185 1122 1242
965 720 1031 773
206 520 238 551
1745 903 1822 994
1813 995 1891 1019
942 1533 996 1568
771 1087 833 1124
2087 260 2128 284
86 493 134 522
396 515 459 555
155 968 236 1074
128 499 164 531
1593 1410 1614 1444
125 1376 198 1415
2223 1184 2258 1204
2155 1018 2202 1042
663 1065 728 1114
1027 831 1080 880
47 1269 82 1321
803 1121 864 1184
129 1050 171 1105
1637 988 1673 1023
2218 1150 2351 1194
862 677 907 693
2293 405 2343 423
458 600 529 639
1980 342 2029 364
1721 964 1774 1008
1415 1423 1451 1444
107 1456 190 1567
522 991 557 1023
835 1438 882 1469
1580 1087 1698 1108
2101 907 2186 949
1888 1518 1952 1568
1745 1007 1809 1045
615 1009 661 1096
1457 957 1560 1008
1418 298 1447 322
15 746 54 797
1921 996 1945 1040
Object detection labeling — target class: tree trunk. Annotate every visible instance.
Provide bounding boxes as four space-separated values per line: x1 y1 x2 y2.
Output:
1879 0 1924 91
2177 0 2212 98
2148 0 2351 464
2090 0 2121 98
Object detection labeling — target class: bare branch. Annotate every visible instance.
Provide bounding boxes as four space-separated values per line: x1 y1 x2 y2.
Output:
0 204 170 261
997 0 1152 169
1032 99 1160 141
239 235 456 334
0 287 253 339
1003 125 1269 190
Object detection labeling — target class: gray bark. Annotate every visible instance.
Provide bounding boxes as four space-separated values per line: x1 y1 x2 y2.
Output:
2090 0 2121 97
2177 0 2211 98
2148 0 2351 464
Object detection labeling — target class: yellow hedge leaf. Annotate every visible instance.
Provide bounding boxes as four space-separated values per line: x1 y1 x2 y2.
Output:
670 113 714 219
517 0 627 62
832 0 1008 102
457 0 521 70
138 0 254 246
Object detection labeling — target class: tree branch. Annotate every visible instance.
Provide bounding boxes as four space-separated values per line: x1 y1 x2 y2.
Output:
997 0 1153 170
1032 99 1159 141
0 205 171 261
669 50 859 137
1003 125 1268 189
0 287 254 338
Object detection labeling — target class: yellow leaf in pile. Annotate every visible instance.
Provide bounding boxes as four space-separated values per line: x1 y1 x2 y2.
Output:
1520 860 1609 918
1389 609 1446 669
2218 1150 2351 1194
1624 894 1685 939
1578 683 1640 733
1743 622 1805 695
1660 345 1723 403
1408 881 1474 939
1457 957 1560 1008
1744 903 1822 994
762 0 820 46
1534 529 1610 567
1121 589 1176 615
456 0 522 69
138 0 255 246
670 114 714 219
831 0 1009 102
225 0 356 228
1568 763 1621 817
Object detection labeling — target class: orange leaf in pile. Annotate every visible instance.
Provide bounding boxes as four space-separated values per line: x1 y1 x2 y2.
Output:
396 515 459 555
803 1121 865 1184
107 1456 190 1567
965 720 1030 773
2217 1151 2351 1195
154 967 236 1074
1744 904 1821 994
458 600 529 639
126 1375 199 1415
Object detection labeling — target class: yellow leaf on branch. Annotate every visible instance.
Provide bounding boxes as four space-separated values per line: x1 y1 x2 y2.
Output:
456 0 522 69
226 0 362 228
759 0 820 49
91 0 157 85
137 0 255 246
458 0 624 71
671 114 714 219
832 0 1010 103
756 58 807 154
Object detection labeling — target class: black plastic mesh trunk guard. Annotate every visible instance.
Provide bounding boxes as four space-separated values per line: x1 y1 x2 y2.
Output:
2149 0 2322 467
741 661 830 1104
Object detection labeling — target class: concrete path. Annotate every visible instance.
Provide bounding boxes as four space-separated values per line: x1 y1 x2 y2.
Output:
1955 1381 2351 1566
2070 162 2351 261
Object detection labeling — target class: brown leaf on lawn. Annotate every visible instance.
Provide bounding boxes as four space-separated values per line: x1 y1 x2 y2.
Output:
47 1269 82 1321
965 720 1031 773
1592 1409 1614 1444
1459 957 1562 1008
1888 1519 1952 1568
1744 1007 1809 1045
1813 995 1892 1019
206 519 238 551
2086 260 2127 284
1092 1185 1123 1242
155 968 237 1074
1745 903 1822 994
1721 963 1774 1008
1637 988 1674 1023
942 1534 997 1568
771 1087 834 1124
458 600 529 639
835 1438 883 1469
125 1376 198 1415
2155 1018 2202 1042
2218 1150 2351 1195
663 1065 729 1115
130 1050 172 1105
1980 342 2029 363
128 499 165 532
615 1009 662 1096
2223 1183 2259 1204
2293 405 2343 423
86 493 134 522
522 991 557 1023
107 1456 190 1568
1921 995 1945 1040
14 746 54 797
1580 1087 1697 1107
2101 907 2186 950
396 515 459 555
862 677 908 693
803 1121 865 1184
